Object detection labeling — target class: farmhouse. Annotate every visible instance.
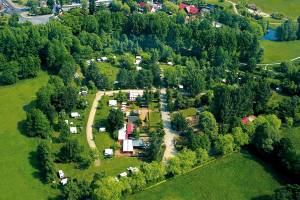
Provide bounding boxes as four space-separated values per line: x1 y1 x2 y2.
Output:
179 3 199 15
122 139 134 153
109 100 118 107
70 127 77 134
70 112 80 118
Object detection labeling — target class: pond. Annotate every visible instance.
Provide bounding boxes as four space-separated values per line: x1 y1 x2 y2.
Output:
261 29 278 41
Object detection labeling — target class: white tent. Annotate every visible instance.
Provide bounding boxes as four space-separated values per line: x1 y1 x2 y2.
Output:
109 100 118 107
58 170 64 179
70 112 80 118
70 127 77 134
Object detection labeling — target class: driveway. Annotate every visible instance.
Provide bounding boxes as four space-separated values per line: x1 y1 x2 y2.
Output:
160 88 178 161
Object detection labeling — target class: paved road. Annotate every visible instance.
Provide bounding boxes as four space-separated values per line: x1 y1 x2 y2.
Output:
160 88 178 161
86 89 144 166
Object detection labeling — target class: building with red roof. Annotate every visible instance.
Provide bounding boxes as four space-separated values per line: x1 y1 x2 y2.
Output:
242 115 257 125
126 123 134 135
138 2 146 8
179 3 199 15
179 3 188 9
186 5 199 14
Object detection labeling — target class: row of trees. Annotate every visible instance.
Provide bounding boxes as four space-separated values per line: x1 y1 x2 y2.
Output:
277 18 300 41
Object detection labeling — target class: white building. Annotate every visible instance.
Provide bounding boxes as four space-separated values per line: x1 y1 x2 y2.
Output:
70 112 80 118
129 91 140 101
135 56 142 65
118 124 127 141
119 172 128 177
109 100 118 107
122 139 133 152
70 127 77 134
167 61 173 66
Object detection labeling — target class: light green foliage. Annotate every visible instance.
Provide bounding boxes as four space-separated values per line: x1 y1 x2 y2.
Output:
195 148 209 164
232 127 249 150
93 177 123 200
215 134 235 155
167 149 197 176
140 162 166 183
198 111 218 137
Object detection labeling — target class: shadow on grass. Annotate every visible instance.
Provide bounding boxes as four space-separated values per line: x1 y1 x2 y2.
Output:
241 150 287 185
251 195 271 200
17 100 37 137
28 151 44 182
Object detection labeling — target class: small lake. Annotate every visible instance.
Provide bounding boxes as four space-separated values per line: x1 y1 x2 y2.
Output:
261 29 278 41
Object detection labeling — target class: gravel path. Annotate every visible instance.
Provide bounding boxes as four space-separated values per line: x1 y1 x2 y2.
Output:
160 88 178 161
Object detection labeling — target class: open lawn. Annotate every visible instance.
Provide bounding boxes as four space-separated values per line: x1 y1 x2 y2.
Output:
179 108 197 118
127 152 282 200
281 126 300 155
148 112 162 128
260 40 300 63
0 73 59 200
96 62 120 88
235 0 300 19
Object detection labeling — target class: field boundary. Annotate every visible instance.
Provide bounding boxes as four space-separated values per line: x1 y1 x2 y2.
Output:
142 151 237 192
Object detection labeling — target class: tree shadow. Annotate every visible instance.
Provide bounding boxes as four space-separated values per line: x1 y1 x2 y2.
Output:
251 195 271 200
17 100 37 137
241 150 288 185
28 151 44 182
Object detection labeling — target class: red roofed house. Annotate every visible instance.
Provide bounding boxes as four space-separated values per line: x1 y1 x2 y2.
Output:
126 123 134 136
242 115 257 125
186 5 199 14
138 2 146 8
179 3 188 9
179 3 199 14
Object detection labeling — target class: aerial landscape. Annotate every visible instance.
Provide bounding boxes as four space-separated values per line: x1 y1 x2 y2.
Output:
0 0 299 199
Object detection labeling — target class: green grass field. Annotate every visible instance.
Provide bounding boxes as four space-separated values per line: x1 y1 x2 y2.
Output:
282 126 300 155
149 112 162 127
0 73 59 199
96 62 120 88
127 152 282 200
260 40 300 63
179 108 197 118
236 0 300 19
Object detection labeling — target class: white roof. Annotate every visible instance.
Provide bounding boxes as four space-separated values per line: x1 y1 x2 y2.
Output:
129 91 140 98
99 127 106 132
61 178 68 185
118 124 127 140
136 66 142 70
167 61 173 66
58 170 64 179
70 112 80 118
123 139 133 152
109 100 117 107
70 127 77 134
122 102 127 105
104 149 113 156
178 84 184 89
136 56 142 59
119 172 128 177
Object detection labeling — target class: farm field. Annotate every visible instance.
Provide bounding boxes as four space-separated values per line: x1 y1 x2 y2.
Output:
127 152 282 200
260 40 300 63
234 0 300 19
0 73 59 200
